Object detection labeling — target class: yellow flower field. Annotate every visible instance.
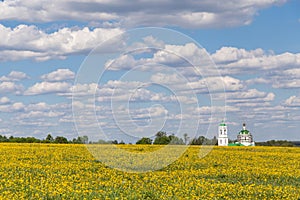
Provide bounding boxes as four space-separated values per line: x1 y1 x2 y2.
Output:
0 143 299 199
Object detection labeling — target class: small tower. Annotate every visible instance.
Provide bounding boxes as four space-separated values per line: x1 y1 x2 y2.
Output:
237 123 255 146
218 120 228 146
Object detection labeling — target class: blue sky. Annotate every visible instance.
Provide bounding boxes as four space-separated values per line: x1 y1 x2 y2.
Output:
0 0 299 142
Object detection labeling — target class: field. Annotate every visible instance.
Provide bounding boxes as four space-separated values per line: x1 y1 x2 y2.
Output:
0 144 299 199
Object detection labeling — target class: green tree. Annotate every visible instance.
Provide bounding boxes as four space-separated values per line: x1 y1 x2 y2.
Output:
54 136 68 144
190 136 210 145
82 135 88 144
119 140 125 144
153 131 170 145
45 134 54 143
0 135 8 142
169 134 184 145
136 137 152 144
112 140 118 144
155 131 167 138
97 139 108 144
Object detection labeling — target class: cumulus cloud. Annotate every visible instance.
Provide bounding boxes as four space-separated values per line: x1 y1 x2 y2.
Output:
17 110 65 119
0 71 29 81
212 47 300 74
25 102 71 112
283 96 300 107
0 81 24 94
96 80 180 103
0 102 25 112
0 96 10 104
245 77 270 85
187 76 244 93
41 68 75 82
270 68 300 89
0 24 124 61
105 42 219 80
221 89 275 108
105 44 300 86
24 81 71 95
196 105 240 115
0 0 286 28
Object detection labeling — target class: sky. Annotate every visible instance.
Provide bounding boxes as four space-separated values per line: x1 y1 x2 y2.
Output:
0 0 300 142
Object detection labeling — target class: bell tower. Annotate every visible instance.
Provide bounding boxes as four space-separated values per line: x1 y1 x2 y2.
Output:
218 120 228 146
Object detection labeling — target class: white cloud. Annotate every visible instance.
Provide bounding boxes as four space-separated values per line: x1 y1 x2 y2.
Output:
24 81 71 95
0 128 11 134
271 68 300 89
0 24 124 61
245 77 270 85
68 83 99 97
25 102 49 111
0 0 286 28
212 47 300 75
17 110 65 119
0 96 10 104
96 80 180 103
222 89 275 108
212 47 265 63
0 71 29 81
283 96 300 107
272 79 300 89
25 102 65 112
0 102 25 112
148 43 208 66
188 76 243 93
196 105 240 115
0 81 24 94
105 44 300 85
41 68 75 82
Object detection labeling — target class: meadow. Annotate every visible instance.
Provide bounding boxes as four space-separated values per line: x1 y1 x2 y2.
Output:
0 143 299 199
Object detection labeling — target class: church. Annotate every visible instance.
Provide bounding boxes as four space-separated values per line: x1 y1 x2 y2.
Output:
217 121 255 146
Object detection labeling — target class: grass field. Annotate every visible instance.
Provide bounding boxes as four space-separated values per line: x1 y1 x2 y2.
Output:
0 143 299 199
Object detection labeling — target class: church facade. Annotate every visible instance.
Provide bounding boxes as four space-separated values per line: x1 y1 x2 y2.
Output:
217 121 228 146
236 123 255 146
218 121 255 146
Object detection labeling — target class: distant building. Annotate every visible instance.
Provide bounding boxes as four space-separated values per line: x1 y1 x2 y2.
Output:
218 122 255 146
217 121 228 146
236 123 255 146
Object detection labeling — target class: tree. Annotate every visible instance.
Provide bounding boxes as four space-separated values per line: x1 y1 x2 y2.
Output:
211 136 218 145
45 134 54 143
183 133 189 145
54 136 68 144
82 135 88 144
153 131 170 145
190 136 210 145
0 135 8 142
119 140 125 144
136 137 152 144
169 134 184 145
97 139 108 144
112 140 118 144
155 131 167 138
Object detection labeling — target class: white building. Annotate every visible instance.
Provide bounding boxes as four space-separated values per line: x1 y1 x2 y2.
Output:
237 123 255 146
218 121 228 146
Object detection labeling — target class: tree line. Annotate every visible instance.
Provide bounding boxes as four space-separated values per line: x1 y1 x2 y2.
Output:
256 140 296 147
0 134 89 144
135 131 219 145
0 132 299 147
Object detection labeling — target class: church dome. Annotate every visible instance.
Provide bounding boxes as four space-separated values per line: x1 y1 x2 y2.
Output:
238 123 250 135
219 122 226 126
239 129 250 134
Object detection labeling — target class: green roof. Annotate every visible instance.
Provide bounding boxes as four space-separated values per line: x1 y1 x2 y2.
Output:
239 130 250 134
219 123 226 126
228 143 245 146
